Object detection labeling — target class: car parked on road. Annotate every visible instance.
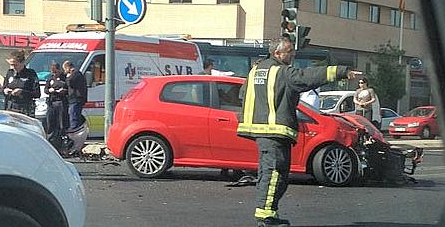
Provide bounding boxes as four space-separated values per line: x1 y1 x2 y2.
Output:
0 111 86 227
389 106 439 139
107 75 422 186
319 90 382 129
380 108 401 132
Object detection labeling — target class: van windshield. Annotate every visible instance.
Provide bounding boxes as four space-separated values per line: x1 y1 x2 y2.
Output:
26 52 88 81
319 95 341 110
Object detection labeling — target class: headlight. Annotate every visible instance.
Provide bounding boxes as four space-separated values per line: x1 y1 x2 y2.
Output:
408 122 420 127
0 110 46 137
389 122 394 127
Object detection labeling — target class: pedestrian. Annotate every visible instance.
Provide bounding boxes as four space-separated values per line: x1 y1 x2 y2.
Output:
237 36 356 227
62 60 87 130
2 50 40 117
199 59 215 75
353 77 376 122
45 62 69 152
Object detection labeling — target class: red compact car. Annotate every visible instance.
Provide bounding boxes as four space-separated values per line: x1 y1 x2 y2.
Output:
388 106 439 139
107 75 421 186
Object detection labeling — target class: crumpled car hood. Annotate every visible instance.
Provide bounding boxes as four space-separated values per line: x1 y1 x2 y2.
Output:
331 113 388 144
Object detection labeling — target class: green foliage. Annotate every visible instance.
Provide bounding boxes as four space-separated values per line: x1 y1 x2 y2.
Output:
368 41 406 108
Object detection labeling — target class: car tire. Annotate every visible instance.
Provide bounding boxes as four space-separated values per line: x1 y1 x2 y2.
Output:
125 135 172 178
392 135 401 139
0 206 42 227
420 126 432 139
312 145 358 186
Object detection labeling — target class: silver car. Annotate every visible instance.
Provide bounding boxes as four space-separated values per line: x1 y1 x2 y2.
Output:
0 111 86 227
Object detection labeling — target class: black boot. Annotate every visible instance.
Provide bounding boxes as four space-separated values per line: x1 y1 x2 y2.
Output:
257 217 290 227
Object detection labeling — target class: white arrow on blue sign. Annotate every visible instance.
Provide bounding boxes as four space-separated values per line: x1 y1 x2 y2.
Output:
117 0 147 25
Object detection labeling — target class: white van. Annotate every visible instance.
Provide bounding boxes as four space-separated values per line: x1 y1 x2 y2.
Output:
26 30 203 137
319 90 382 128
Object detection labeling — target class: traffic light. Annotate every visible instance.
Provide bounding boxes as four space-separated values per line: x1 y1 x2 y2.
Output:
296 25 311 50
281 8 297 43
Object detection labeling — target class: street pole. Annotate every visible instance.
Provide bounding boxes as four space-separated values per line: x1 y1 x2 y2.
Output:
105 0 115 142
397 9 405 113
398 11 404 64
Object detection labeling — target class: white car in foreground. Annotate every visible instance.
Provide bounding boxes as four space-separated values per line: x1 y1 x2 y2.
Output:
0 111 86 227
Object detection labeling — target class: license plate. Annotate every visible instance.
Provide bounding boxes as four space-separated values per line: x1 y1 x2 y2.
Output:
395 127 406 132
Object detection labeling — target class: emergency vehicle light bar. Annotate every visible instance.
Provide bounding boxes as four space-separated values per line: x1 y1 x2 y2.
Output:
66 24 106 32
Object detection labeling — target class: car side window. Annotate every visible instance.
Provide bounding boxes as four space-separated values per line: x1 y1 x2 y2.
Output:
296 109 314 123
339 96 354 113
216 82 242 112
161 82 209 106
381 109 395 118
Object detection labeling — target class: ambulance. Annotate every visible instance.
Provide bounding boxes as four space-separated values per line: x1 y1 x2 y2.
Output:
26 27 203 137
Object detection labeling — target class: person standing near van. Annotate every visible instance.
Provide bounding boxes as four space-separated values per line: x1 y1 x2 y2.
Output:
2 50 40 117
62 60 87 130
45 62 69 151
353 78 376 122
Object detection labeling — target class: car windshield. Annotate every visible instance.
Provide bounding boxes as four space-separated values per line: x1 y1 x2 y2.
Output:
26 51 88 81
407 107 434 117
319 95 341 110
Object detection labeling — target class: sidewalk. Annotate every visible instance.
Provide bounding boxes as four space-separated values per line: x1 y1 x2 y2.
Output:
387 139 443 149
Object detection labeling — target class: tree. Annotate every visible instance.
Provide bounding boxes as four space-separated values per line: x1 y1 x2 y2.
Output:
368 41 406 109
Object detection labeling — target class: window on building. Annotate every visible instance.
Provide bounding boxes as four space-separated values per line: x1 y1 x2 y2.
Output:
169 0 192 3
340 1 357 20
390 9 401 27
283 0 298 8
365 62 371 74
217 0 240 3
410 12 417 29
369 5 380 23
315 0 327 14
3 0 25 15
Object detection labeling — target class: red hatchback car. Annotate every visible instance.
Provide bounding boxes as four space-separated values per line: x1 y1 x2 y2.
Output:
107 75 417 186
389 106 439 139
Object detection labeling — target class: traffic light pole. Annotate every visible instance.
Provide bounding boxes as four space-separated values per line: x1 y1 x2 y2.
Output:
105 0 116 142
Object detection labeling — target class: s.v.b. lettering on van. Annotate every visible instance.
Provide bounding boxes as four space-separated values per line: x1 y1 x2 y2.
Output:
164 64 193 75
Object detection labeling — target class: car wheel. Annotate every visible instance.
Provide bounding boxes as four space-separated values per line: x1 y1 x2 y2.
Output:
420 126 432 139
125 135 172 178
312 145 358 186
392 135 401 139
0 206 42 227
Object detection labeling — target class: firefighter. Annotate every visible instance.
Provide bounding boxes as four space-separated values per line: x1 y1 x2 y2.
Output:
2 50 40 117
44 62 69 152
237 36 357 227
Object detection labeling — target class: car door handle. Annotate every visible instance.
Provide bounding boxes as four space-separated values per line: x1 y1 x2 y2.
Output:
216 117 230 122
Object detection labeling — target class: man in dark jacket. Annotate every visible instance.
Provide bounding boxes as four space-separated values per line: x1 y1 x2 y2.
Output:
2 50 40 117
62 60 87 130
237 36 356 227
45 62 69 152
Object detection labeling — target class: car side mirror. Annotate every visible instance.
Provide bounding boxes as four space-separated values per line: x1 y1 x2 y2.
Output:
85 71 93 87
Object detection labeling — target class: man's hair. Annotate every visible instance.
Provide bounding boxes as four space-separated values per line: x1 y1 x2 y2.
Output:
62 60 74 68
51 62 61 70
268 36 293 55
203 59 214 69
7 50 26 63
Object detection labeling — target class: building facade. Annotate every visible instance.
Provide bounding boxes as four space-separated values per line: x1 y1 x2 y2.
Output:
0 0 432 110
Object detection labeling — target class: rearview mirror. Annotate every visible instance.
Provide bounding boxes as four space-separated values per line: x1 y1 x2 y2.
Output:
85 71 93 87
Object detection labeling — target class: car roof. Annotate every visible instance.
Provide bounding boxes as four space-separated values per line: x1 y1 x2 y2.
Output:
319 90 355 96
141 75 245 84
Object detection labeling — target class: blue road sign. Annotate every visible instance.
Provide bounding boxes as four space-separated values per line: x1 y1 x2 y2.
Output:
117 0 147 25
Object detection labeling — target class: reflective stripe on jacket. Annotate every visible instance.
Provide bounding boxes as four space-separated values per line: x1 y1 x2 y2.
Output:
237 57 349 141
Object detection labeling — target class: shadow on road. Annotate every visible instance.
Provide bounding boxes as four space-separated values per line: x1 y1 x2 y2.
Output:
291 222 436 227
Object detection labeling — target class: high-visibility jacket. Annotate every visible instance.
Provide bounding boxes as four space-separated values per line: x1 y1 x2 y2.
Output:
237 57 350 142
